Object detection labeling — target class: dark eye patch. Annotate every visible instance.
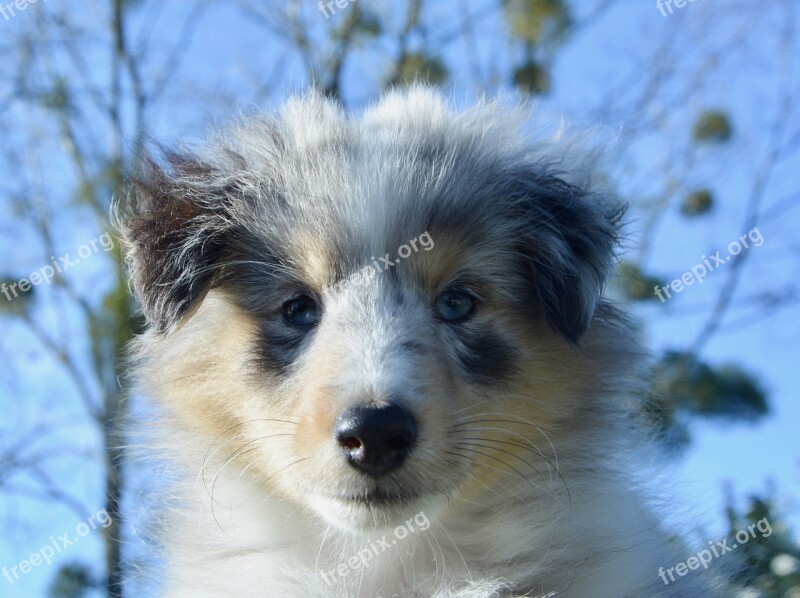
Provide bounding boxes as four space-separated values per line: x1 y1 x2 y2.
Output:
449 323 519 385
253 318 314 375
212 238 324 375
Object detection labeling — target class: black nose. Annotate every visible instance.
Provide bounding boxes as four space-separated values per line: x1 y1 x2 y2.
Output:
335 403 417 478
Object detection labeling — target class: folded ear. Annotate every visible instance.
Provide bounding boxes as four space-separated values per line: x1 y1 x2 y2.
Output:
116 151 236 332
515 173 624 344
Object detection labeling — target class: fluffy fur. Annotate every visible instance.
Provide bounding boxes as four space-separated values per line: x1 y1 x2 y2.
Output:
118 88 723 597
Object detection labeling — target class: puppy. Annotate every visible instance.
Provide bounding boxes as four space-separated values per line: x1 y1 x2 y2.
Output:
118 88 722 597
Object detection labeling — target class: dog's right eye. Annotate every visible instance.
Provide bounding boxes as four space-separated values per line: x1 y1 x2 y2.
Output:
282 295 321 328
434 289 477 323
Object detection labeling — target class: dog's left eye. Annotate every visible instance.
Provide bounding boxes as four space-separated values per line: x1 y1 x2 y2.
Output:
435 289 476 323
282 295 321 327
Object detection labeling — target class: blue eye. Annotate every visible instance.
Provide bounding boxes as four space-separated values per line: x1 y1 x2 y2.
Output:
283 295 321 327
435 289 476 323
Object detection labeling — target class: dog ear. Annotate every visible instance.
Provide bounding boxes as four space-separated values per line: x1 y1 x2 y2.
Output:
516 174 624 344
117 151 236 333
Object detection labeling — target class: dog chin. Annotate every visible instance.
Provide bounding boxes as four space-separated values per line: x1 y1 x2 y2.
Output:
308 491 444 532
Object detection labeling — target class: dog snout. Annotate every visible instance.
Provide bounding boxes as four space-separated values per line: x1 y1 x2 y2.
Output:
335 403 417 478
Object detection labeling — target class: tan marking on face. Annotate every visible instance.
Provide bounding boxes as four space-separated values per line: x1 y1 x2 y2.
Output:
135 292 265 439
413 233 471 292
293 349 343 456
290 232 334 291
454 317 607 501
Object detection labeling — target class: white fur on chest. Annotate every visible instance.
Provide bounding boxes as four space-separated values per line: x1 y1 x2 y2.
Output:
146 429 715 598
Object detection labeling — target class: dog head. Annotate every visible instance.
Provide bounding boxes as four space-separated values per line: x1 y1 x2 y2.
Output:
119 88 632 531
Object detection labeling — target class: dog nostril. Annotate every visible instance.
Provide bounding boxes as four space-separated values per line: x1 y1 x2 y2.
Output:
339 436 362 450
335 403 417 478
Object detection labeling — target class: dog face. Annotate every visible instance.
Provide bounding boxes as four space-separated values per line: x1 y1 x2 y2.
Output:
120 89 629 532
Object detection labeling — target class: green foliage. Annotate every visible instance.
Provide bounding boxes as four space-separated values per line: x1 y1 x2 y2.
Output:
616 262 664 301
48 562 97 598
334 6 382 41
0 275 35 315
395 52 448 86
354 10 382 37
41 78 71 113
513 60 551 95
646 351 769 449
681 188 715 216
725 489 800 596
504 0 572 45
658 351 768 419
693 110 733 143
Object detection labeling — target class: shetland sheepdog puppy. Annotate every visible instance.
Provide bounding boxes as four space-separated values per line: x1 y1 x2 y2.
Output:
118 88 722 597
